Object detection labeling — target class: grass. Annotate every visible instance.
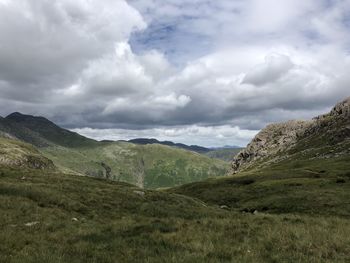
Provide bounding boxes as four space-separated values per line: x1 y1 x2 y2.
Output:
2 115 230 189
0 138 55 170
205 148 243 161
1 166 350 262
170 155 350 217
41 142 229 189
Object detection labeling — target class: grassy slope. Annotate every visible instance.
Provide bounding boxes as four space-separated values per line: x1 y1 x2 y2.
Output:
1 113 229 189
171 114 350 216
205 148 243 161
41 142 229 189
171 155 350 216
0 138 55 170
5 113 97 148
1 167 350 263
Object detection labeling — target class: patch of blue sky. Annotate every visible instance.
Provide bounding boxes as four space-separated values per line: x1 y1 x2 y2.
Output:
130 19 214 66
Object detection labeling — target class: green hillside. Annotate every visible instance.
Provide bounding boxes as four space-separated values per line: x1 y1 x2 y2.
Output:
0 113 229 189
1 99 350 262
5 112 97 148
171 153 350 216
0 138 55 170
205 148 243 161
172 98 350 215
1 166 350 263
42 141 229 189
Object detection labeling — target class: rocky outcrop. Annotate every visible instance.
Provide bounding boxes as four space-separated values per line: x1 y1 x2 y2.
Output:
101 162 112 179
232 120 313 172
232 96 350 173
0 138 55 170
323 96 350 118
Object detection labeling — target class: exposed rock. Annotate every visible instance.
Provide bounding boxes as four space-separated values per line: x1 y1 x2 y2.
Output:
0 152 55 170
24 221 39 227
232 120 313 172
0 131 16 140
101 162 112 179
220 205 229 210
71 218 79 222
232 96 350 173
318 96 350 119
133 190 145 197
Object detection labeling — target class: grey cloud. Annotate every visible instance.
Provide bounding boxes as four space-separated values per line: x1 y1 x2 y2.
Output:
242 54 294 86
0 0 145 101
0 0 350 147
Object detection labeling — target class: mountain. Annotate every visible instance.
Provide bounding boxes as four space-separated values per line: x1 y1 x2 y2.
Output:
0 113 229 188
171 96 350 217
1 103 350 262
205 147 243 162
127 139 244 161
5 112 97 148
42 141 229 189
210 145 241 149
1 99 350 262
127 138 211 153
0 115 50 146
232 96 350 173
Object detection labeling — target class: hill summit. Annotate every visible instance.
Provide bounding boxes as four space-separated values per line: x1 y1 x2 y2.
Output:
1 112 97 148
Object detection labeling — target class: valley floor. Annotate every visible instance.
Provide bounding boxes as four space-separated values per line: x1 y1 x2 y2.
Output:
1 163 350 263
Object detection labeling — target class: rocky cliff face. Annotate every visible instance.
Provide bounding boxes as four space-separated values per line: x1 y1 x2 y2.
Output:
232 96 350 173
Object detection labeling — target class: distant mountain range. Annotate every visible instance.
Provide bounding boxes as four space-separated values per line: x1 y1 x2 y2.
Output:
127 138 211 153
0 112 229 188
1 97 350 263
126 138 241 154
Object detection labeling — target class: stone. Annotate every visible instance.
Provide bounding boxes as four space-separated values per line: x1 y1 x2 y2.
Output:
133 190 145 197
232 120 312 173
231 96 350 174
24 221 39 227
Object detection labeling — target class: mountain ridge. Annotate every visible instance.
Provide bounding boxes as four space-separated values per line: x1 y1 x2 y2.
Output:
232 96 350 173
0 112 229 188
127 138 212 153
5 112 97 148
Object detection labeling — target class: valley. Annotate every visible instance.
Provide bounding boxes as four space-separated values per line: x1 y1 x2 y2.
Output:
0 113 229 189
0 96 349 262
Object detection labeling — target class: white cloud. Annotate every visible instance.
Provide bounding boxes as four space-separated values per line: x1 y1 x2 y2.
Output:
0 0 146 99
0 0 350 146
103 93 191 115
72 125 259 147
242 54 294 86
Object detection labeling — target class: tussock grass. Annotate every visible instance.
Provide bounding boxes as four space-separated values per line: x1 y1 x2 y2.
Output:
1 167 350 262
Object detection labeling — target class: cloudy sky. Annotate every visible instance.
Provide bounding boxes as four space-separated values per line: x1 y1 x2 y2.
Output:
0 0 349 147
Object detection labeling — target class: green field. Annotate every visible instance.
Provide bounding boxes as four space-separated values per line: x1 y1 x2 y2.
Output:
1 166 350 263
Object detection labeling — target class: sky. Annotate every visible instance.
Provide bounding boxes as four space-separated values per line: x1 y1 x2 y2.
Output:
0 0 349 147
